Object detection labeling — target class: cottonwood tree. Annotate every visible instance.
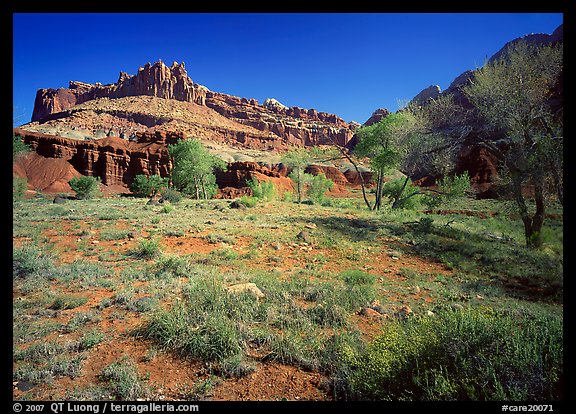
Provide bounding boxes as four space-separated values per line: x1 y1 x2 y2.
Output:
353 113 414 210
168 138 227 200
281 147 337 204
281 147 315 204
463 40 563 248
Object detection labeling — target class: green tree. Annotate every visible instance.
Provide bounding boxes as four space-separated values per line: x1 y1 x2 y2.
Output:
354 113 414 210
282 148 313 204
246 177 276 201
168 138 227 200
13 134 30 161
308 173 334 204
463 41 563 248
68 176 102 199
13 176 28 201
130 174 169 198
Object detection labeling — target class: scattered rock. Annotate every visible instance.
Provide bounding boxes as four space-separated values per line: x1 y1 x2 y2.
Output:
147 198 160 206
15 381 35 392
395 305 413 319
426 310 435 317
271 242 282 251
451 303 464 310
304 223 317 229
296 230 311 243
229 200 246 209
225 282 265 299
359 307 383 318
53 195 66 204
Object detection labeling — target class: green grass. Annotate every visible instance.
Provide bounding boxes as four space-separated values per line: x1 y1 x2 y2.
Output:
128 238 162 259
99 357 150 400
340 306 563 401
13 192 563 401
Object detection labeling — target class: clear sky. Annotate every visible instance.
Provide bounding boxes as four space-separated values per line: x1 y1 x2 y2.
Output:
12 12 563 126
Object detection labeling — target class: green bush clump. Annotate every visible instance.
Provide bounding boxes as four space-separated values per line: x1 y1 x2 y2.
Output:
308 173 334 204
128 238 162 259
239 195 258 208
139 277 246 362
247 177 276 201
68 176 102 200
13 176 28 201
340 269 376 286
343 307 563 401
99 357 149 400
160 187 183 203
130 174 169 198
383 177 422 210
13 244 56 279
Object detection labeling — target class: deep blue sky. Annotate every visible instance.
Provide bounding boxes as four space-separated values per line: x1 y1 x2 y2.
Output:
13 13 563 126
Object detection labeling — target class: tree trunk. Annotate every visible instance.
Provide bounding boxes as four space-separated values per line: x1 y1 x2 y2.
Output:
373 172 384 210
201 178 207 200
392 176 410 209
297 168 302 204
511 171 545 249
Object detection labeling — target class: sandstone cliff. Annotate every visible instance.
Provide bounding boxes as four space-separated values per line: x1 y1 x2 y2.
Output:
28 60 355 149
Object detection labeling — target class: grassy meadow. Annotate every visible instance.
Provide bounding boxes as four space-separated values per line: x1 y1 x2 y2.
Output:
12 188 563 401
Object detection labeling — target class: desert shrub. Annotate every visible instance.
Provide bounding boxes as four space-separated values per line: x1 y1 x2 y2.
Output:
247 177 276 201
13 133 30 160
49 294 89 310
307 173 334 204
68 176 101 200
238 195 258 208
128 238 162 259
152 254 192 278
344 307 563 401
160 187 183 203
99 357 149 400
340 269 376 286
140 296 243 362
13 176 28 201
130 174 168 198
13 244 56 279
213 354 256 379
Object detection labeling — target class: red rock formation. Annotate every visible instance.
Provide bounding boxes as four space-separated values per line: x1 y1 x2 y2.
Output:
30 60 355 149
32 61 207 122
215 161 293 193
14 128 171 187
363 108 390 126
13 152 83 193
305 165 349 186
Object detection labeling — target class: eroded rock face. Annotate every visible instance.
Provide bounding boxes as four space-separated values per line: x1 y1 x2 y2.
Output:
410 85 441 106
14 128 171 187
363 108 390 126
30 60 356 149
32 61 205 122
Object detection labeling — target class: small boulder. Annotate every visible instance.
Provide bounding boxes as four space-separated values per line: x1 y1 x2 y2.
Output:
359 307 384 318
395 305 413 319
296 230 311 243
53 195 67 204
229 200 246 209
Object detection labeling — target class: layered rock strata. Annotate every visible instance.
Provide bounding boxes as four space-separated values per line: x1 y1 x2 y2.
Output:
29 60 355 149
